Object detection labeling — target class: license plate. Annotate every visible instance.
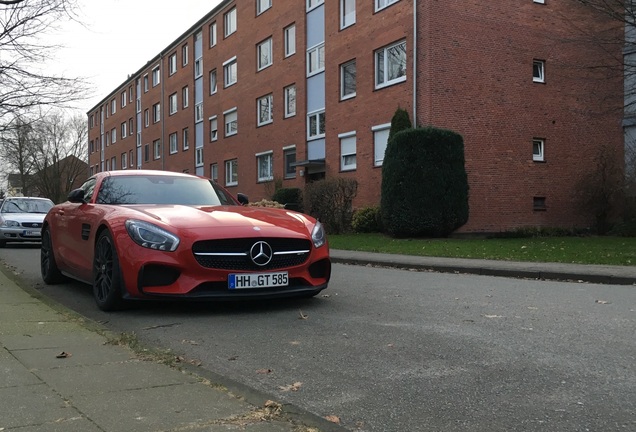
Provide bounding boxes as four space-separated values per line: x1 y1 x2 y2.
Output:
228 272 288 289
22 230 40 237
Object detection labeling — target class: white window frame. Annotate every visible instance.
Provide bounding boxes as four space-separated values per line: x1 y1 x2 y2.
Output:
372 123 391 166
111 99 116 115
210 163 218 181
257 37 273 71
196 147 204 167
169 53 177 75
256 151 274 182
209 69 217 95
341 60 356 100
375 40 407 89
121 122 127 139
225 159 238 186
307 43 325 76
284 24 296 57
195 58 203 78
224 108 238 137
153 139 161 160
182 44 188 66
257 94 273 126
533 60 545 83
182 86 189 108
533 0 545 3
533 138 545 161
129 149 134 167
143 74 149 92
307 110 325 140
195 102 203 123
121 152 127 169
209 116 218 141
375 0 400 12
224 7 237 37
169 132 178 154
121 91 126 108
153 103 161 123
152 65 160 87
284 85 296 118
340 0 356 29
307 0 324 11
283 145 296 179
210 22 217 47
339 131 357 171
224 57 238 87
111 156 116 170
111 128 116 144
183 127 190 150
144 109 149 127
169 93 177 115
257 0 272 15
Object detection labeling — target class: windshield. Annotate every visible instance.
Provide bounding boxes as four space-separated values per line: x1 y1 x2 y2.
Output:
96 175 228 206
1 198 54 214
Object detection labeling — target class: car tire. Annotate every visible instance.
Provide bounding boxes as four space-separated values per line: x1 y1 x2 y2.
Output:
93 230 125 312
40 227 66 284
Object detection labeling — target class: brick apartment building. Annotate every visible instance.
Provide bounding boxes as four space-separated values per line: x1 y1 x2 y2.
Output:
86 0 624 233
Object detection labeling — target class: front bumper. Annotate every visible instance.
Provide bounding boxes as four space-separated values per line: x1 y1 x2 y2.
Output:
0 227 43 243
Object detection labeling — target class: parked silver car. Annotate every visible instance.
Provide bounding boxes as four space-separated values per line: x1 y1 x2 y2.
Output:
0 197 54 247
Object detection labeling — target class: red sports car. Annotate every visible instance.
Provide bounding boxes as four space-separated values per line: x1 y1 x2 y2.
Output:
40 170 331 311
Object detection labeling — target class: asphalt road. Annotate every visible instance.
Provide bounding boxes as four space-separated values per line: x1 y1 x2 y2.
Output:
2 244 635 431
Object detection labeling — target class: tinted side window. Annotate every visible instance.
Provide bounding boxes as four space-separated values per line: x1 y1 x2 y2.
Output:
81 178 97 202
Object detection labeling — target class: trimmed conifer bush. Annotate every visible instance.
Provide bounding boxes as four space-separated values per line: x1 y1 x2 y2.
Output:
388 107 412 143
381 127 469 237
272 187 303 212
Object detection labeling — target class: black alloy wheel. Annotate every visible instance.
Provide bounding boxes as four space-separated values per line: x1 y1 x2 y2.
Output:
93 230 125 311
40 227 66 284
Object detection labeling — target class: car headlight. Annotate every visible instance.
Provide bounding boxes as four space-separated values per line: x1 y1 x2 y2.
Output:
0 220 20 228
311 221 326 248
125 220 180 251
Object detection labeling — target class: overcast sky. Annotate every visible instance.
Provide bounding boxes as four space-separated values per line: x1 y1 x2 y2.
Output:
51 0 223 114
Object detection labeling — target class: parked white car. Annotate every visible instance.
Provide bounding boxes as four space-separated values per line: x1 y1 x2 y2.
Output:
0 197 54 247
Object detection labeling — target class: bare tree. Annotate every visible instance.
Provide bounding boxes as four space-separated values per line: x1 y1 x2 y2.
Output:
0 114 38 195
0 0 87 133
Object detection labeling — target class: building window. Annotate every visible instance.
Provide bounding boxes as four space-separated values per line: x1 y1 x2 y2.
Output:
121 122 127 139
284 24 296 57
225 159 238 186
152 66 160 87
307 0 324 11
121 152 127 170
111 156 116 170
144 109 149 127
210 163 218 181
209 22 217 46
129 86 133 102
307 110 325 139
111 128 116 144
144 144 149 162
224 57 238 87
195 58 203 78
284 85 296 118
182 86 189 108
195 102 203 123
153 103 161 123
183 127 190 150
110 99 116 115
376 0 400 11
533 197 547 211
257 94 273 126
257 37 273 70
169 93 177 115
533 138 545 161
284 146 296 179
196 147 204 167
143 74 149 92
121 91 126 108
225 7 237 37
307 43 325 76
182 44 188 66
129 118 134 134
376 40 407 88
169 132 178 154
257 0 272 15
373 123 390 166
129 149 134 167
210 116 218 141
534 0 545 4
209 69 217 94
153 139 161 159
257 152 273 182
224 108 238 136
340 132 357 171
89 140 94 153
169 52 177 75
533 60 545 83
341 0 356 28
341 60 356 99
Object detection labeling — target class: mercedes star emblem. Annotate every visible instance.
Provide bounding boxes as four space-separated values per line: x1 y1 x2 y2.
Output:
250 241 273 266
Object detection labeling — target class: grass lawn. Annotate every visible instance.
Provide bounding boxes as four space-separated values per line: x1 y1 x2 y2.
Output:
328 233 636 266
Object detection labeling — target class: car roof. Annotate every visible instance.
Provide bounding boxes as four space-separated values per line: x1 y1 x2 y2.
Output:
97 170 198 179
5 196 53 201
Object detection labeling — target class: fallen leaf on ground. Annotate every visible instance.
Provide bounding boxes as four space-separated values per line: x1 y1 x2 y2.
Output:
595 300 611 304
289 340 301 345
484 315 504 318
257 368 273 374
228 355 239 361
325 415 341 424
298 310 308 320
279 381 303 392
56 351 72 359
181 339 199 345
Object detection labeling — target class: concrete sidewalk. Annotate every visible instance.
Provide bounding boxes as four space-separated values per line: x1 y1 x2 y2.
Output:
0 267 340 432
1 251 634 432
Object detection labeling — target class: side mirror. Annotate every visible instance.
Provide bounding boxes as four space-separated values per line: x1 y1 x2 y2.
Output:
237 193 249 205
68 188 86 204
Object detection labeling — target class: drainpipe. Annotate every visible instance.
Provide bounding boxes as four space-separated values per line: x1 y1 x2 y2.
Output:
160 53 165 171
413 0 418 125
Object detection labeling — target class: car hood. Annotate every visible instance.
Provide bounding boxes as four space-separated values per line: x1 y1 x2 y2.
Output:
122 205 313 237
0 212 47 223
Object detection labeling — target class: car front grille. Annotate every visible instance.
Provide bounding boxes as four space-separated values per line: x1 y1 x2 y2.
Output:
192 238 311 271
20 222 42 229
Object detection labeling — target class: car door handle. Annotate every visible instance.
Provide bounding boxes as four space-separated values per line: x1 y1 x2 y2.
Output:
56 210 65 216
